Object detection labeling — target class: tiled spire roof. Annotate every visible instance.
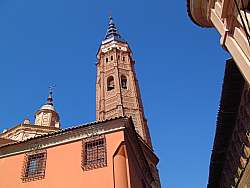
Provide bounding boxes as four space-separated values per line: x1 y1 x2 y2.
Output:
104 16 123 41
101 16 126 45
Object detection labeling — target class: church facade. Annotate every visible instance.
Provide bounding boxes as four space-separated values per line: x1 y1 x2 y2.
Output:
0 17 161 188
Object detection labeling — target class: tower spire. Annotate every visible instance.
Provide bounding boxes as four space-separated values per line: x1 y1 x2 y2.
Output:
103 16 125 44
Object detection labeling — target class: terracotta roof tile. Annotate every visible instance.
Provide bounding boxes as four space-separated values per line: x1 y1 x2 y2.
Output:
0 116 128 148
0 138 16 147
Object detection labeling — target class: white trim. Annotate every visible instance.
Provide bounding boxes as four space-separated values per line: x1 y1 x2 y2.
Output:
211 8 226 35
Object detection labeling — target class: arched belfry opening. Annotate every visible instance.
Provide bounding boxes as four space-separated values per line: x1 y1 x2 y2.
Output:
107 76 115 91
121 75 127 89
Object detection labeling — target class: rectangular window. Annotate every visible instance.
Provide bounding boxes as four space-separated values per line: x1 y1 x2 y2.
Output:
21 150 47 182
82 135 107 171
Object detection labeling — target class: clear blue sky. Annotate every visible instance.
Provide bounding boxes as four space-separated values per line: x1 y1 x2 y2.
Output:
0 0 229 187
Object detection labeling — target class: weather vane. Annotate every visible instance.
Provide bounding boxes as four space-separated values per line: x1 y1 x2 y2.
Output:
49 83 56 94
108 11 113 21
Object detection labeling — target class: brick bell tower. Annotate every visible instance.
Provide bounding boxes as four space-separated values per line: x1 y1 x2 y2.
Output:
96 16 152 147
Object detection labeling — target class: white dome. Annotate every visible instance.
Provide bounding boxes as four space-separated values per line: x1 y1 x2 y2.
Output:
40 104 56 111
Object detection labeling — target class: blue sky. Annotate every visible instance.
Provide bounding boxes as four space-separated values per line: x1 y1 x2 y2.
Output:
0 0 229 187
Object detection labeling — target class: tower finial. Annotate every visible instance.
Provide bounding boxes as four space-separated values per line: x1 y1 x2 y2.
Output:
108 11 112 21
47 84 56 106
104 15 122 40
108 11 114 26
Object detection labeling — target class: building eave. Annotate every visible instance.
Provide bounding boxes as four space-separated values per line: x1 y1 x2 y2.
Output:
207 59 245 188
0 138 16 147
0 116 129 150
187 0 213 28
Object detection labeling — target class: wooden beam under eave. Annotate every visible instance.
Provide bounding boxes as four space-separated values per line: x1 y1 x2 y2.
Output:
225 36 250 85
221 0 231 18
210 7 250 85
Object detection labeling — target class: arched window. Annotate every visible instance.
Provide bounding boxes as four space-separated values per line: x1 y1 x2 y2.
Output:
121 75 127 89
107 76 115 91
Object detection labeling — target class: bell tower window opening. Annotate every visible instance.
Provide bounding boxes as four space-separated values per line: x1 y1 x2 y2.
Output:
121 75 128 89
122 56 126 61
111 55 113 61
106 57 109 63
107 76 115 91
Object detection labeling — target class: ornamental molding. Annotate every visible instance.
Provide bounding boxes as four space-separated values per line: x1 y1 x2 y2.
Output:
101 44 127 53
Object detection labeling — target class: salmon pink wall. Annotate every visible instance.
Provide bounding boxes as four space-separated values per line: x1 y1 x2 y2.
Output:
0 130 127 188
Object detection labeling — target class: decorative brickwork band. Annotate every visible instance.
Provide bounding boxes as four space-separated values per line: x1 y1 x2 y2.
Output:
81 134 107 171
21 149 47 182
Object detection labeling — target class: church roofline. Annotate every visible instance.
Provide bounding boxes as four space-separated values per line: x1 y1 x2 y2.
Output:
0 116 158 173
0 116 129 149
0 138 16 147
0 116 156 186
0 124 61 138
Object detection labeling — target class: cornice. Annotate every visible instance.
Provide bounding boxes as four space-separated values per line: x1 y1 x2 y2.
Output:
0 117 129 158
0 124 60 138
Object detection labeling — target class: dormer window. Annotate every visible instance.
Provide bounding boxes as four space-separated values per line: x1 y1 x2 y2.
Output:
121 75 127 89
107 76 115 91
